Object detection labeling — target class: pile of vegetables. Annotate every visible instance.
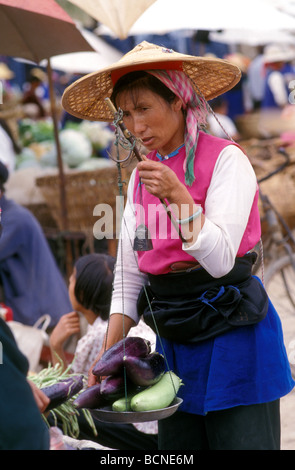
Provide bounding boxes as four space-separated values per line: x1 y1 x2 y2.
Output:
16 118 115 171
74 336 183 413
29 336 182 442
29 364 97 439
19 119 54 146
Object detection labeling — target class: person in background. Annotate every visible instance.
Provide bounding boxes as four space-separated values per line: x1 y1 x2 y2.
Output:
22 68 47 119
261 44 295 109
247 47 265 111
222 52 251 120
0 118 19 173
49 253 158 450
0 161 72 327
207 96 241 141
49 253 117 372
0 63 22 173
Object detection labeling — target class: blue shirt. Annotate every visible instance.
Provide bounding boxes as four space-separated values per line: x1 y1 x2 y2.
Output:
157 285 294 415
262 63 295 109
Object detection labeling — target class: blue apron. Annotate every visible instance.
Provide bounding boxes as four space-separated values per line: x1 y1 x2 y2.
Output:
139 254 295 415
157 288 294 415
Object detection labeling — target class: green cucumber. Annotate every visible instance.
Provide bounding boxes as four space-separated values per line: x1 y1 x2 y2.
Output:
112 395 133 412
130 371 182 412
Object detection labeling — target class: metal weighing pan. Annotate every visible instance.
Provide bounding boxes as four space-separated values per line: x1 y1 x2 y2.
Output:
90 397 183 423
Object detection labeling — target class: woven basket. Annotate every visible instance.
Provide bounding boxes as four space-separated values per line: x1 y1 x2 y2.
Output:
236 110 295 140
36 166 132 235
24 202 58 230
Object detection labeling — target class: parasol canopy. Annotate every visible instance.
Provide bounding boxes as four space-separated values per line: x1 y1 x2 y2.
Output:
44 26 123 74
210 29 295 47
67 0 156 39
94 0 295 38
0 0 94 62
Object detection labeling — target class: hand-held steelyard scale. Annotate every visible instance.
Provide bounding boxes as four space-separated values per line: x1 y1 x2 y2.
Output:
105 98 186 251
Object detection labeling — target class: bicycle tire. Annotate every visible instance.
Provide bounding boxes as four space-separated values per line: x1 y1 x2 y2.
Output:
263 253 295 377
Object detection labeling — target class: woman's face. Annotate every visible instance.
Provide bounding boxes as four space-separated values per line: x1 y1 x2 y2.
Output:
116 88 185 157
68 268 80 311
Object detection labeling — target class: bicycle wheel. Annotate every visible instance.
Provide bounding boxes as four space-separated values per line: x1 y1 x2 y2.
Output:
263 254 295 377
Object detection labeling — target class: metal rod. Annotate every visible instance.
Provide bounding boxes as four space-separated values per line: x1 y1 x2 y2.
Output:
47 58 68 231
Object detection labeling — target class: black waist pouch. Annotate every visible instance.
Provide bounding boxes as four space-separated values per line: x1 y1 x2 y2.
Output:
137 253 269 343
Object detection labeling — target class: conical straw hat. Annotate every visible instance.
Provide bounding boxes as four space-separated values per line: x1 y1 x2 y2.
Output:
62 41 241 122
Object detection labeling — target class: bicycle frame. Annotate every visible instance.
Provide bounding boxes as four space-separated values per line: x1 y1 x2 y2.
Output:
256 147 295 307
259 148 295 245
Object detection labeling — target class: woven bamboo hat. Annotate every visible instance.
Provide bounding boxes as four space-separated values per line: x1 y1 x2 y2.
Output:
263 44 295 64
62 41 241 122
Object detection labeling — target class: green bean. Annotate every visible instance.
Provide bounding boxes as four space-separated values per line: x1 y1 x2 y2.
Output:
29 365 96 439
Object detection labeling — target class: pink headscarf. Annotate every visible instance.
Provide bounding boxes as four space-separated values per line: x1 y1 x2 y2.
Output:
148 70 207 186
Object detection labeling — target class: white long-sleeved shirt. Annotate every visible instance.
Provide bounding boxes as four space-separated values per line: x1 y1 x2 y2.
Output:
110 144 258 324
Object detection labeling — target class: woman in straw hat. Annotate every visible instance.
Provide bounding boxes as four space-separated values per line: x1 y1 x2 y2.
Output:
262 44 295 109
62 42 294 450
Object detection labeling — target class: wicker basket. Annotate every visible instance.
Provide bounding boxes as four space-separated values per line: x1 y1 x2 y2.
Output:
236 110 295 140
24 202 58 230
36 166 132 236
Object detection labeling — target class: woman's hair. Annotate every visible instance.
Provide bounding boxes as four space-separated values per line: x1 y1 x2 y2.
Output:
0 161 9 193
74 253 115 321
111 70 176 108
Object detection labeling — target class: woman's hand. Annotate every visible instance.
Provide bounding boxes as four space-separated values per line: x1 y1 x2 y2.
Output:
28 380 50 414
137 155 204 244
49 311 80 350
88 353 103 387
137 156 182 201
87 313 135 387
49 311 81 369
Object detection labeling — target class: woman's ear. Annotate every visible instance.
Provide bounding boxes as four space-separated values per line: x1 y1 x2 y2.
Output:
172 96 184 113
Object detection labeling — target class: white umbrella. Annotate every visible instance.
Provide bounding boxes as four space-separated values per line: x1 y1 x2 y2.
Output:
126 0 295 36
263 0 295 16
43 26 123 73
67 0 156 39
210 29 295 47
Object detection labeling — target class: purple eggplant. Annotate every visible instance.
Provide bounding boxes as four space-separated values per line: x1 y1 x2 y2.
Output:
92 336 151 377
73 384 106 409
124 352 166 386
41 375 84 411
100 375 135 401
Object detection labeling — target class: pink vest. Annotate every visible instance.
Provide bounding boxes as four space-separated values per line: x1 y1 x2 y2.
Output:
133 132 261 275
